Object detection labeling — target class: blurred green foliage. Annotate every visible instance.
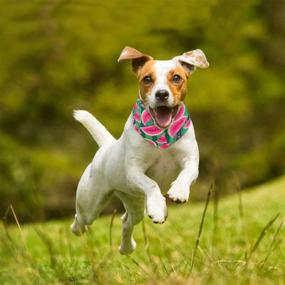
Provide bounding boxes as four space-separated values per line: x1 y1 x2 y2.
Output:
0 0 284 221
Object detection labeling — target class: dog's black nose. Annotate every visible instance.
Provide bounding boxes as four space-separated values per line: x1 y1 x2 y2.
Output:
155 90 169 101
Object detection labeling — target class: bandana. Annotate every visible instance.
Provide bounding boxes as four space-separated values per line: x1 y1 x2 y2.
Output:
132 99 191 149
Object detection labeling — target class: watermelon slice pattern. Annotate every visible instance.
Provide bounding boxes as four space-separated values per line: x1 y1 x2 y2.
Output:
132 99 191 149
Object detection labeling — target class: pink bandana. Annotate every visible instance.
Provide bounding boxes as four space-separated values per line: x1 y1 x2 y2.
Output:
132 99 191 149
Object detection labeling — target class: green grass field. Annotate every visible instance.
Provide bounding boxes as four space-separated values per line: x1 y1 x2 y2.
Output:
1 177 284 285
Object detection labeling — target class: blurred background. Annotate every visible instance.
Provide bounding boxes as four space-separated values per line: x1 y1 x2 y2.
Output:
0 0 284 223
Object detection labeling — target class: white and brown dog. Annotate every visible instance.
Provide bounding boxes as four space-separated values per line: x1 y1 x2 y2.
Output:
71 47 209 254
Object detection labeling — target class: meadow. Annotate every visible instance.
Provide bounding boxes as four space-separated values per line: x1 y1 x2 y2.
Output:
1 176 284 284
0 1 284 284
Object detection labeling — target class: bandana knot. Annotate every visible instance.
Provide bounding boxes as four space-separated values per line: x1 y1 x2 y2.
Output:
132 99 191 149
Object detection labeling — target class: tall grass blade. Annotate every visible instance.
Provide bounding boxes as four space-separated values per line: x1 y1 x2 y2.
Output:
212 180 219 246
127 255 152 277
9 205 23 234
190 183 212 273
245 213 280 264
260 218 284 268
2 204 28 253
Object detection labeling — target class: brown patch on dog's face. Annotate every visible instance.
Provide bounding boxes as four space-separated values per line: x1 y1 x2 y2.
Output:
136 60 156 103
134 60 191 128
166 65 188 105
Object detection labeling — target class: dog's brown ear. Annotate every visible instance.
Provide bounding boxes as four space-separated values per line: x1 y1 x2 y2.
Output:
118 46 153 73
174 49 209 74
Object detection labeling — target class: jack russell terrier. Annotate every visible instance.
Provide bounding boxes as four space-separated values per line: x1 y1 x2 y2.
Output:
71 47 209 254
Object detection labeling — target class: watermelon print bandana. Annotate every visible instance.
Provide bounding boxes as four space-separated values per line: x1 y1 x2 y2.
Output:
132 99 191 149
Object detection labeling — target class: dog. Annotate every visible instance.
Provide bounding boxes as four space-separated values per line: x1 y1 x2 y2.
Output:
71 47 209 254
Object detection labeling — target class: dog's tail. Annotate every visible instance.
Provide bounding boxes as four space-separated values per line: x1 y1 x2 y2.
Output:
73 110 116 147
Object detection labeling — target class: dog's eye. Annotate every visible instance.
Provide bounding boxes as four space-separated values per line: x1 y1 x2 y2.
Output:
142 75 153 84
172 74 181 83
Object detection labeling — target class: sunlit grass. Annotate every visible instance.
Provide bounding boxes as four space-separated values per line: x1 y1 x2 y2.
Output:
0 176 284 284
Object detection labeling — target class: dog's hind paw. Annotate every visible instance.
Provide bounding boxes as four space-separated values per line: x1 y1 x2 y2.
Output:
70 215 88 236
119 239 136 255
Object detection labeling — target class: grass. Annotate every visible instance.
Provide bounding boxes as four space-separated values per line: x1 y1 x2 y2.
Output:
0 177 285 285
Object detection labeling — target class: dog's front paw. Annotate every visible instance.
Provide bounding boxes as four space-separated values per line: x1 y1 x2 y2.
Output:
167 182 190 203
146 193 167 224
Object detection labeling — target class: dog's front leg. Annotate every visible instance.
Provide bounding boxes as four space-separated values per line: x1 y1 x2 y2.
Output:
167 140 199 203
167 160 199 203
126 166 167 224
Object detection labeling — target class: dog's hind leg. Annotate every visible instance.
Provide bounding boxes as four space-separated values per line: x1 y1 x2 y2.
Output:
115 192 145 254
71 163 112 236
118 212 137 254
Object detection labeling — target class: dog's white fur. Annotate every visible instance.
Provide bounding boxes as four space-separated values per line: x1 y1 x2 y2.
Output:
71 48 208 254
145 60 177 108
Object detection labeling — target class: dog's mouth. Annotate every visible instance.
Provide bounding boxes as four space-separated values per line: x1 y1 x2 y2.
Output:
149 106 179 128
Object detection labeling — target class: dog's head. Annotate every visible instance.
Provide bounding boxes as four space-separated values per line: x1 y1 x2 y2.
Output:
118 46 209 128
